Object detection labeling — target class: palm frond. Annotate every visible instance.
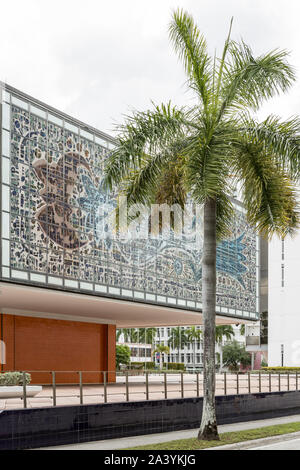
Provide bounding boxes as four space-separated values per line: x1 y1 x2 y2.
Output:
239 113 300 178
219 41 296 119
216 193 235 241
103 102 187 190
233 138 300 238
184 123 235 202
169 9 212 108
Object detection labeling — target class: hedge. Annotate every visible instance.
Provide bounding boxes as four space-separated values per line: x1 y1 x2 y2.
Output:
163 362 185 371
261 367 300 372
130 362 155 370
128 362 185 371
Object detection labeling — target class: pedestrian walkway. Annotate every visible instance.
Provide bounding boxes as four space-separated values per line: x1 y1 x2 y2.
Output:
37 414 300 450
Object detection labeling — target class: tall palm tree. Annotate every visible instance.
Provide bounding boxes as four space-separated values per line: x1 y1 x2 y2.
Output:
168 326 188 362
186 326 202 368
215 325 235 369
104 10 300 440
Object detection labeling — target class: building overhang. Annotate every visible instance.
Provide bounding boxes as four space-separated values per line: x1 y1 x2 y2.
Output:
0 282 251 327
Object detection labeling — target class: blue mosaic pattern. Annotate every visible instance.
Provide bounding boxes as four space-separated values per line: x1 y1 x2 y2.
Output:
3 101 258 315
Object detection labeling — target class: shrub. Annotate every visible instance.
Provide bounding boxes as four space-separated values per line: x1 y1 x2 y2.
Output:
125 362 185 371
223 340 251 371
164 362 185 371
261 367 300 373
116 344 131 369
130 362 155 370
0 372 31 386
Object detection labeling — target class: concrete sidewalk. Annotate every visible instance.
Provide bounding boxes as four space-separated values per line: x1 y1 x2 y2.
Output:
38 414 300 450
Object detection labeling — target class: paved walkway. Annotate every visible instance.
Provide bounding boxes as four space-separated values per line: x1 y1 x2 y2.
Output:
37 414 300 450
1 373 298 410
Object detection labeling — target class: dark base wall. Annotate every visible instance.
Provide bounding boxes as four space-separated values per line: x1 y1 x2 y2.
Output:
1 390 300 449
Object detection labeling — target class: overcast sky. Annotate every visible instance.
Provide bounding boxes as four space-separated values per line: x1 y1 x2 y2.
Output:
2 0 300 135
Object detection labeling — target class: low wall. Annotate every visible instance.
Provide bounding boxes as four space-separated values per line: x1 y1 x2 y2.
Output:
1 390 300 449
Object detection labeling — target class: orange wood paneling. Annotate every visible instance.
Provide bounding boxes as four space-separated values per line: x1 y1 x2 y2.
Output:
0 314 116 384
107 324 116 382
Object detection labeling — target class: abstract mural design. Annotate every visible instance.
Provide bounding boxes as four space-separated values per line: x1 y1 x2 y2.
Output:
3 100 258 315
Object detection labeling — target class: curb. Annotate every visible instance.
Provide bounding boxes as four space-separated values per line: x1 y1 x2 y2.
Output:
205 431 300 450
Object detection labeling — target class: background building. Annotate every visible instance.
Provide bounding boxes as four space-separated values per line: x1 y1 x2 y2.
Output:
118 325 246 370
268 233 300 367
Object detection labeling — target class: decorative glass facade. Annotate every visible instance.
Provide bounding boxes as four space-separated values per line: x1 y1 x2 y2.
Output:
0 85 259 321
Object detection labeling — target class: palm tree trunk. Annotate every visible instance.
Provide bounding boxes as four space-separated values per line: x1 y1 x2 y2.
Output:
198 198 219 441
220 345 223 370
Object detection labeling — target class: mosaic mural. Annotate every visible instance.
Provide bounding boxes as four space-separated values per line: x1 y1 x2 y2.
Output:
3 101 258 314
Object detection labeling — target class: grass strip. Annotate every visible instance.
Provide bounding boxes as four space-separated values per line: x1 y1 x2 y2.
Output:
125 421 300 450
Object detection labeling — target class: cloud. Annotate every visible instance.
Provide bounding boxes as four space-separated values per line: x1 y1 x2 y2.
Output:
1 0 300 134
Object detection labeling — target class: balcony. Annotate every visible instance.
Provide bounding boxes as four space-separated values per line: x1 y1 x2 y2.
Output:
246 336 260 346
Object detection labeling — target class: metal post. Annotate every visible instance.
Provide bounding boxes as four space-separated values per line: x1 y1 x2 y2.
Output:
278 372 281 391
236 372 239 394
296 371 298 391
79 371 83 405
103 371 107 403
126 371 129 401
259 372 261 393
269 372 271 393
22 371 27 409
248 371 251 394
287 372 290 391
224 372 227 395
146 371 149 400
52 371 56 406
164 372 167 399
196 372 199 397
181 371 184 398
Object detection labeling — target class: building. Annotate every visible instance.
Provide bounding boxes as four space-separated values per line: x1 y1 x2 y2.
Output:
268 233 300 367
117 342 153 365
155 325 245 370
117 325 246 370
0 84 260 382
244 238 268 369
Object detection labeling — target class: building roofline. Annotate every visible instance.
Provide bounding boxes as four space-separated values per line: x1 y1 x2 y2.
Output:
1 81 117 145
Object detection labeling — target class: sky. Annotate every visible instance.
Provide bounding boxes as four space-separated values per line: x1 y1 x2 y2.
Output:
2 0 300 135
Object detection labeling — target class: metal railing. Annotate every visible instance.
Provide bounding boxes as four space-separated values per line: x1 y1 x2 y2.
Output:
1 370 299 409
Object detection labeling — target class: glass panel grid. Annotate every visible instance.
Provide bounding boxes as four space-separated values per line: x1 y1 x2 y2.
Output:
0 94 259 320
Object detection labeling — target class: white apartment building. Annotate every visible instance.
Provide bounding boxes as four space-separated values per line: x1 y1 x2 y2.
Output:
268 234 300 367
118 325 245 370
155 325 245 369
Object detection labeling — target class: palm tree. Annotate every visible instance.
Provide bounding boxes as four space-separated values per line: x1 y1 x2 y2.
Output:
239 324 245 336
136 328 157 345
186 326 202 369
153 344 170 370
168 327 188 362
116 328 138 343
215 325 234 369
104 10 300 440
